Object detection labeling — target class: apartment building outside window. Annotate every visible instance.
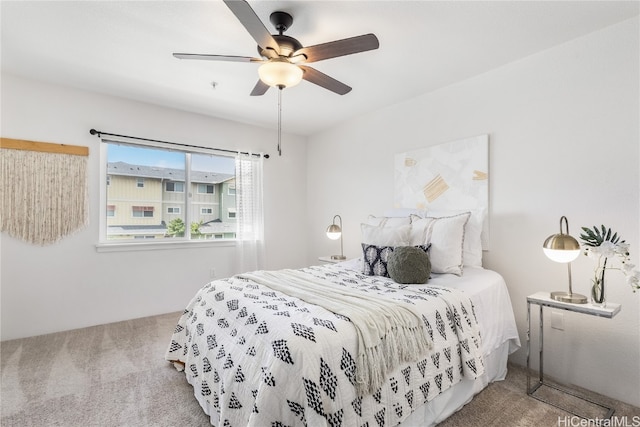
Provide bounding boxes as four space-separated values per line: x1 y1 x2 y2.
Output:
103 143 237 242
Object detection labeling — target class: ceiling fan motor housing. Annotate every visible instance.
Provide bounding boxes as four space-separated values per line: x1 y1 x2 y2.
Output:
270 11 293 33
259 34 302 57
257 12 302 58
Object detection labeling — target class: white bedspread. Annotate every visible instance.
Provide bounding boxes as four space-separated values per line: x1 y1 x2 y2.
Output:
166 263 492 427
239 269 434 396
337 259 520 357
422 266 521 356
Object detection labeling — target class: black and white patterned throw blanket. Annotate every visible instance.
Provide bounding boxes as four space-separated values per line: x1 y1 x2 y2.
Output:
165 264 484 427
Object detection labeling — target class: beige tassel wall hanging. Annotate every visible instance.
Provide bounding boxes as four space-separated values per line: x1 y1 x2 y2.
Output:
0 138 89 245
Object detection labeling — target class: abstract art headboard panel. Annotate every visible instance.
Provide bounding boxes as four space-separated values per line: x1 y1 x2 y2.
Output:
394 134 489 249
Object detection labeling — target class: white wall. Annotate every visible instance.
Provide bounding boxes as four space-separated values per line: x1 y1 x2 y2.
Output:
0 74 309 340
307 18 640 407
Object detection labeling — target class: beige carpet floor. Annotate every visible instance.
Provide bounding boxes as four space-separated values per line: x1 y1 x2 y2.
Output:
1 312 638 426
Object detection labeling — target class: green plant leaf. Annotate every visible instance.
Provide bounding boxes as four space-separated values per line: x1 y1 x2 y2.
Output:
580 225 625 247
581 228 596 240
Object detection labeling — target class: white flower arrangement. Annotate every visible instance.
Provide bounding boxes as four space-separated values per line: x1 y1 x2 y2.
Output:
580 226 640 304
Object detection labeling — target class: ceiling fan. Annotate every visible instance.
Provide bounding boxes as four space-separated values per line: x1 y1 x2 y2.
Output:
173 0 380 96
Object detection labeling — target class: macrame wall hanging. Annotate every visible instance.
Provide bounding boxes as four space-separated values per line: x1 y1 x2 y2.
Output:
0 137 89 245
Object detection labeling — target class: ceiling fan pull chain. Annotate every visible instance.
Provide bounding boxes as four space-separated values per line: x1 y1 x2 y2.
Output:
278 87 283 156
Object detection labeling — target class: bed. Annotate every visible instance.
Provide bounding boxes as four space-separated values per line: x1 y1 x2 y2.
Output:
165 213 520 426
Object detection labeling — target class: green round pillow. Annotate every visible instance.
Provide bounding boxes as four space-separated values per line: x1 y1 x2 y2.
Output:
387 246 431 284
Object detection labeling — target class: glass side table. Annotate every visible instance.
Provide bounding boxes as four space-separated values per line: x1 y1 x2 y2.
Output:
526 292 621 419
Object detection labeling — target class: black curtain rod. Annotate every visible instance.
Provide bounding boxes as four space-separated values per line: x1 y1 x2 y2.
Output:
89 129 269 159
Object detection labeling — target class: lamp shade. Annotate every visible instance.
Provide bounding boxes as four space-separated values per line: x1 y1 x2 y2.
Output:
258 59 303 88
326 224 342 240
543 233 581 263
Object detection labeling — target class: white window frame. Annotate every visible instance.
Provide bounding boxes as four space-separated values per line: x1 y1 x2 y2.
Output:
228 185 236 195
97 142 240 252
136 178 144 188
201 207 214 215
167 206 181 214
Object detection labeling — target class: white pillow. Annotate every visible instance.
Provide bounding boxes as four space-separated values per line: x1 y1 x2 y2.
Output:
426 209 485 267
365 215 412 227
409 212 471 275
407 217 435 246
361 223 411 246
382 208 427 218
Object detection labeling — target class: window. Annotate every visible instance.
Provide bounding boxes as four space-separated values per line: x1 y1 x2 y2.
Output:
197 184 215 194
228 185 236 195
132 206 154 218
228 208 237 219
165 181 184 192
103 142 238 243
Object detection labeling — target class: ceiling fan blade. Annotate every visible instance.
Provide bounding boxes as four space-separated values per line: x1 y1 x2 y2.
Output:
299 66 352 95
293 33 379 64
223 0 280 55
173 53 263 62
250 79 270 96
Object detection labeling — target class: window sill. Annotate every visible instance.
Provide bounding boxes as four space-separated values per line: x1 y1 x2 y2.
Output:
95 239 236 253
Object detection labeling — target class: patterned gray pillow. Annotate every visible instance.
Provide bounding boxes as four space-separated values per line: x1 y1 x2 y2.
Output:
361 243 430 278
361 244 395 276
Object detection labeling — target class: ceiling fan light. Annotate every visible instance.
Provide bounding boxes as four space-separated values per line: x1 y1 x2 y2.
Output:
258 60 303 88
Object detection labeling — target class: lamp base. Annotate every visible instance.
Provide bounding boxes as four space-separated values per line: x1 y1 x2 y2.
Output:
550 291 588 304
330 255 346 260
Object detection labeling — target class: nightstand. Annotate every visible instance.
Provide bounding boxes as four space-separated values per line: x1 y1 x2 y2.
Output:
318 256 342 264
526 292 621 419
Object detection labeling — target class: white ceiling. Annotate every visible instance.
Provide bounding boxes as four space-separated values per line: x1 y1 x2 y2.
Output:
2 1 638 136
